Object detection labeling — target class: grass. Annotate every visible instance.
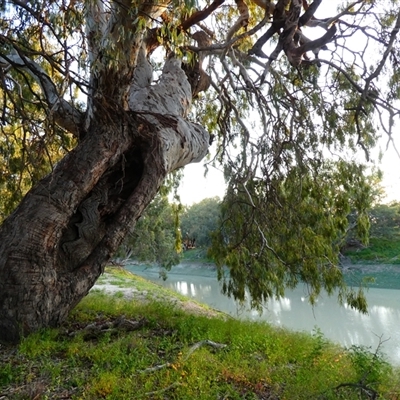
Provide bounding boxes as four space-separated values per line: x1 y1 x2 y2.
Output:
344 237 400 265
1 269 399 399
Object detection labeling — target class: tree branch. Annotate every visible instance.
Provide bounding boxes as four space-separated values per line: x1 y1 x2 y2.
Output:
298 0 322 27
248 0 290 57
226 0 249 43
304 0 365 30
293 24 337 61
181 0 225 31
140 340 227 373
0 50 84 137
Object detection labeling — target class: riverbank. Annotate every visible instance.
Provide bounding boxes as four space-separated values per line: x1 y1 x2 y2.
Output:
341 260 400 290
1 267 399 399
92 268 226 319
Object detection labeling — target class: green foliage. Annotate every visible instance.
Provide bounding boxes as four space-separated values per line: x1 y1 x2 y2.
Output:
180 197 221 248
0 124 74 221
181 247 212 262
116 193 181 269
116 194 220 267
1 271 398 399
347 237 400 264
0 3 77 221
333 344 393 399
370 202 400 239
344 202 400 264
209 160 375 312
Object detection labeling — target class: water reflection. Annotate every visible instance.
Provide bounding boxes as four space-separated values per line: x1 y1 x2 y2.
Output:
128 264 400 365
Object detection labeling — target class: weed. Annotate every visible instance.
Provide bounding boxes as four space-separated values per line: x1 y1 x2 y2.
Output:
0 270 398 399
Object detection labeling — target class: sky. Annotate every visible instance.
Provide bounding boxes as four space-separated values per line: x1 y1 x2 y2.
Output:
376 140 400 203
177 1 400 206
178 136 400 206
178 161 226 205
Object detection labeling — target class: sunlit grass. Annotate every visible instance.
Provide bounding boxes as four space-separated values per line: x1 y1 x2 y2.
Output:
1 270 399 399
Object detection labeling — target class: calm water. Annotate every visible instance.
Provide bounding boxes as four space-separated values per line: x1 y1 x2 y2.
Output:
127 263 400 365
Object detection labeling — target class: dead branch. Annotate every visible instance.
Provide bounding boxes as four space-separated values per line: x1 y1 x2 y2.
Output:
68 316 147 340
333 335 390 400
144 382 182 396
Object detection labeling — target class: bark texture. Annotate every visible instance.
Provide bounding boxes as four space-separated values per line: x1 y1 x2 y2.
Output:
0 2 210 342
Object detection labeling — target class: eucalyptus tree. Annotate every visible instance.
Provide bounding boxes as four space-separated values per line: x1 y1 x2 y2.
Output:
1 0 400 342
181 197 221 248
116 192 182 269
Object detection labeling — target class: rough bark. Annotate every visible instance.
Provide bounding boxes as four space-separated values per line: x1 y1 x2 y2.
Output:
0 2 210 342
0 85 208 343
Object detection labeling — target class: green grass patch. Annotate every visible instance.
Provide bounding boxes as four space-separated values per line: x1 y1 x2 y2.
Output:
344 237 400 264
1 270 399 399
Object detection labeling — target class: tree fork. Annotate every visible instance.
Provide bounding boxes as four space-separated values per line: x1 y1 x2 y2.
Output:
0 105 209 342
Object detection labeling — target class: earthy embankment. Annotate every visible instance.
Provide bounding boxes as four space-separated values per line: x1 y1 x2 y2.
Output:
92 268 226 318
1 267 399 399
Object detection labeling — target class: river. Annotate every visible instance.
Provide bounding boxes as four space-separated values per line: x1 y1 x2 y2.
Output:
126 263 400 366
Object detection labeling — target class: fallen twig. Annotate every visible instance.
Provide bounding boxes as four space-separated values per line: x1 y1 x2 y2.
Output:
68 316 147 340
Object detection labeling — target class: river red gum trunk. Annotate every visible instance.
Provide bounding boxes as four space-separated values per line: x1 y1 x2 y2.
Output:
0 0 210 342
0 104 207 342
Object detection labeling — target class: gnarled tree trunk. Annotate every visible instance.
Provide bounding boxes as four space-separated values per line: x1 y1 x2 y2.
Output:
0 1 210 342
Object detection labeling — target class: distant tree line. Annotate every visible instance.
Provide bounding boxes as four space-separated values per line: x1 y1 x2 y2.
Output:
115 196 221 268
118 192 400 269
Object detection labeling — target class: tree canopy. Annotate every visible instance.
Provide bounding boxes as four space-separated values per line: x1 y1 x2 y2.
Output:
1 0 400 340
181 197 221 248
116 192 182 269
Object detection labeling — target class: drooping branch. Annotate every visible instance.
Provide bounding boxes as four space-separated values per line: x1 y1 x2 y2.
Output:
365 10 400 84
352 9 400 146
0 50 84 136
